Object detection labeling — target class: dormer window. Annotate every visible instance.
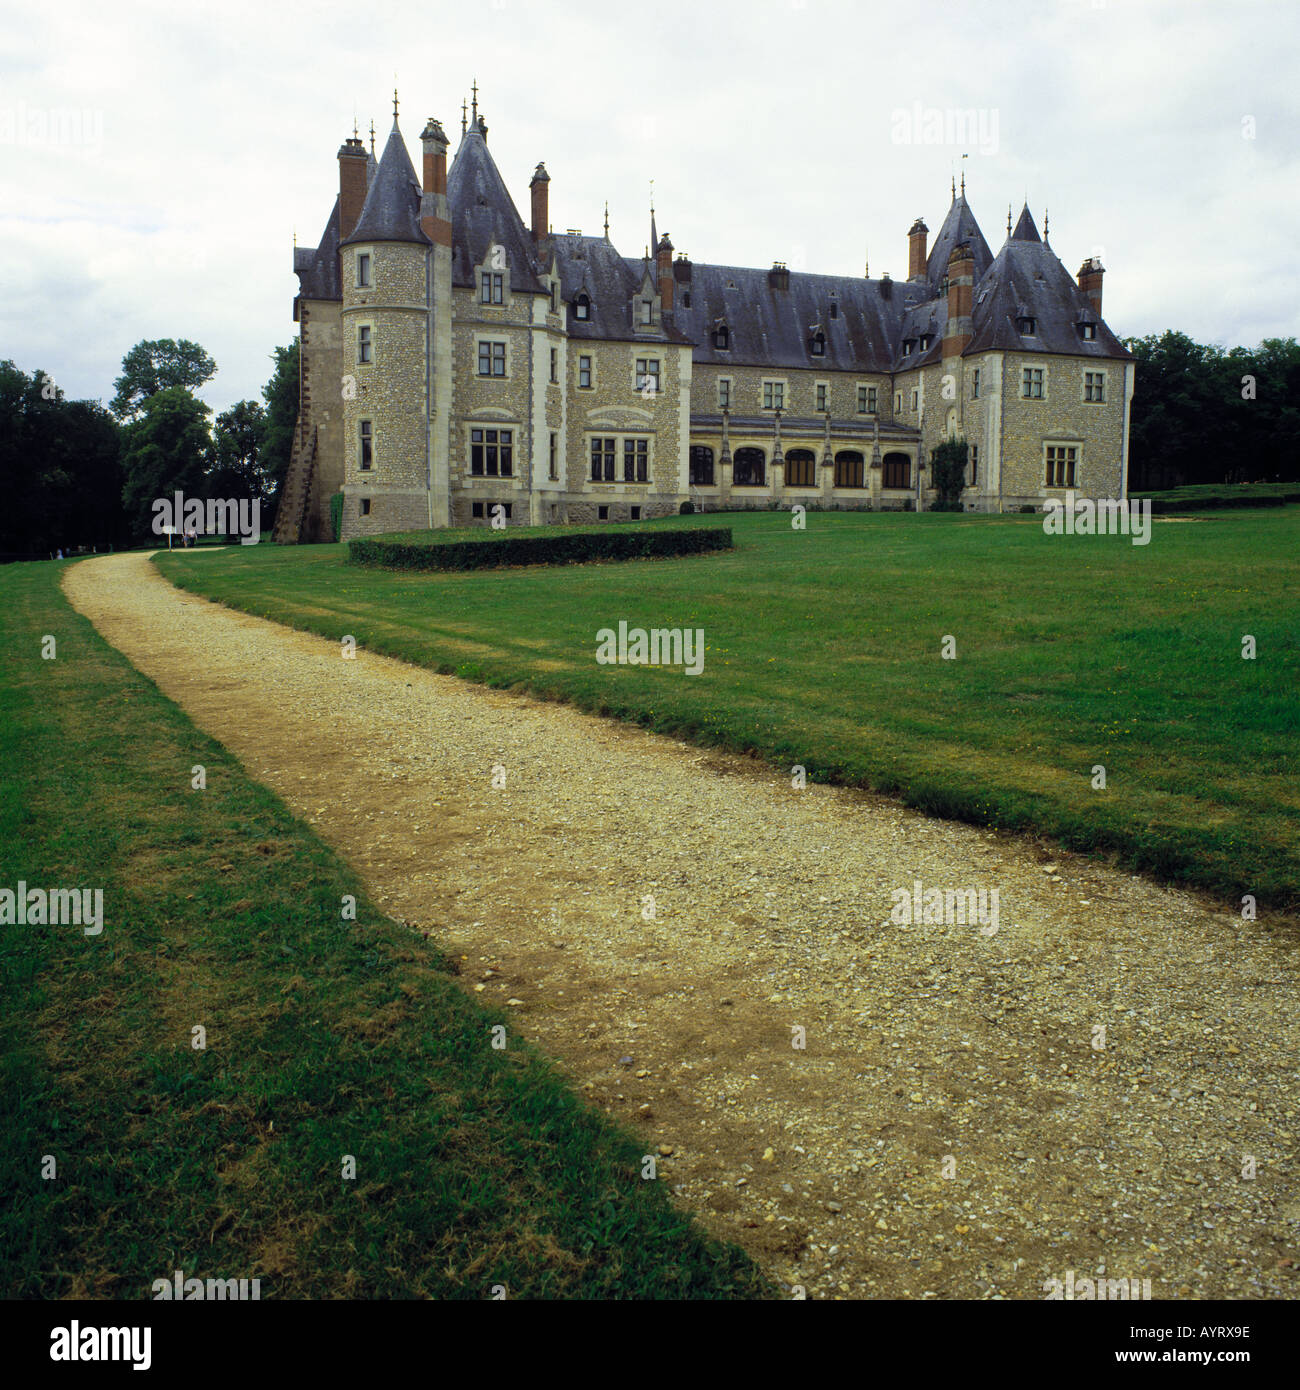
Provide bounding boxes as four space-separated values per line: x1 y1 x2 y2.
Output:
902 339 914 356
683 290 691 308
919 334 931 351
714 325 730 351
1017 316 1037 336
641 299 654 326
574 293 590 321
1079 321 1097 340
481 271 504 305
830 301 839 319
809 332 826 356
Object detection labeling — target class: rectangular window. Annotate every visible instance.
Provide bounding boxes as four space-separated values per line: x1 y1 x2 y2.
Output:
357 325 372 364
1084 371 1106 403
578 354 592 389
549 432 558 481
1022 367 1045 399
635 358 660 394
816 382 828 413
478 341 506 377
623 438 648 483
641 299 654 325
550 347 558 383
550 282 557 311
763 380 785 410
481 271 504 304
590 436 616 482
631 505 641 520
972 368 980 399
1045 444 1078 488
1081 322 1097 340
472 502 484 518
359 420 373 471
970 444 979 487
910 389 919 411
470 427 513 477
359 498 371 516
598 505 609 520
356 253 371 288
895 392 902 413
718 377 731 410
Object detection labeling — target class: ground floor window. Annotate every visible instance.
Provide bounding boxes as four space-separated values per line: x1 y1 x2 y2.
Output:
471 501 512 520
834 451 865 489
1045 444 1077 487
591 436 616 482
471 428 513 476
785 449 817 487
882 452 910 489
623 438 648 483
689 445 715 485
733 447 765 487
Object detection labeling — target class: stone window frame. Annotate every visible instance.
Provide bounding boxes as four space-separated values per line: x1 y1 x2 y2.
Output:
717 376 732 411
910 388 919 412
895 391 903 414
1083 368 1107 404
358 419 374 473
356 321 374 365
475 335 510 379
761 377 788 412
359 497 371 517
856 383 877 415
468 425 516 478
587 432 653 486
972 368 981 400
549 347 558 384
1021 365 1047 400
1043 441 1081 489
784 448 818 488
548 431 559 481
355 251 372 290
634 356 662 397
573 292 592 322
970 444 979 487
479 267 507 307
815 380 830 414
577 353 594 390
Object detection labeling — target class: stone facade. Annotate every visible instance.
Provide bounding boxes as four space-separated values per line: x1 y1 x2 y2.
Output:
285 102 1134 542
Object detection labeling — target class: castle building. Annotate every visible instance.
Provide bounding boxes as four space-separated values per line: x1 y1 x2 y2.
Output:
277 92 1135 542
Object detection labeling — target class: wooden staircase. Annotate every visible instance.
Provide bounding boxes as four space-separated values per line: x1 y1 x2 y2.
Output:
272 425 318 545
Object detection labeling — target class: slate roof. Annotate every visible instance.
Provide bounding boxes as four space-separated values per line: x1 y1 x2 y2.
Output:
926 193 993 294
447 117 545 293
341 121 428 248
294 196 342 301
965 216 1132 360
670 264 931 373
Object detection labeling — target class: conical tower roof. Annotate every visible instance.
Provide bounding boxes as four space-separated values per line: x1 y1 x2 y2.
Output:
447 115 545 293
1011 203 1042 243
341 120 428 247
927 190 992 293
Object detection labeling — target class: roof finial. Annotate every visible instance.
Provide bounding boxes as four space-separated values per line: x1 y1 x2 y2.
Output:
461 98 467 136
1007 203 1012 236
1043 206 1049 240
864 244 869 278
393 84 399 121
471 79 478 123
369 119 375 155
604 201 610 240
352 114 359 140
952 173 956 201
960 155 966 197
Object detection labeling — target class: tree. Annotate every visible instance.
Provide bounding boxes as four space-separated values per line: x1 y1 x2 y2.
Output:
928 436 969 510
111 338 217 420
210 400 269 501
120 387 213 541
260 341 299 512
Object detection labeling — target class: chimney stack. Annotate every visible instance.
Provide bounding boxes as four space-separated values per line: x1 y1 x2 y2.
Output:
338 135 369 242
656 233 674 311
768 261 790 292
530 163 550 242
419 118 452 245
1077 257 1104 316
908 217 929 281
941 243 975 358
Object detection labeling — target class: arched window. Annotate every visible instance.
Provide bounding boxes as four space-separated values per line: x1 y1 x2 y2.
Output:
785 449 817 488
689 445 715 486
574 293 590 321
733 447 765 487
834 451 865 489
882 452 911 490
713 325 730 350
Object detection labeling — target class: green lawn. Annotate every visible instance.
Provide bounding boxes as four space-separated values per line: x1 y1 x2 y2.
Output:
158 508 1300 911
0 558 771 1299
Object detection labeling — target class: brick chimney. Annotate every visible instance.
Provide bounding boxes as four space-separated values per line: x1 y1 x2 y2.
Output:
673 253 692 283
941 242 975 358
419 118 451 245
530 162 550 241
337 135 369 241
768 261 790 291
1077 257 1104 315
656 233 674 312
908 217 929 281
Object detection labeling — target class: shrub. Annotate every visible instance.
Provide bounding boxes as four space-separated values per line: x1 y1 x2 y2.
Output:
929 437 969 508
679 501 695 514
329 492 343 543
349 526 733 572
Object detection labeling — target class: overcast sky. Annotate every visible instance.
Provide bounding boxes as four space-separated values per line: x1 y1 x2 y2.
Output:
4 0 1297 416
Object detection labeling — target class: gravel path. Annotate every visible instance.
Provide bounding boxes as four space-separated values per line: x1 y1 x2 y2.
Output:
63 551 1299 1300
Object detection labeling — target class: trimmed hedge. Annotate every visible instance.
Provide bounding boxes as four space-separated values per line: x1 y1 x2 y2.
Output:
349 526 733 572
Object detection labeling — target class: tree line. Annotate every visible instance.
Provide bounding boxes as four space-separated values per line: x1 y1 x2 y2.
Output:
2 329 1296 557
0 338 298 558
